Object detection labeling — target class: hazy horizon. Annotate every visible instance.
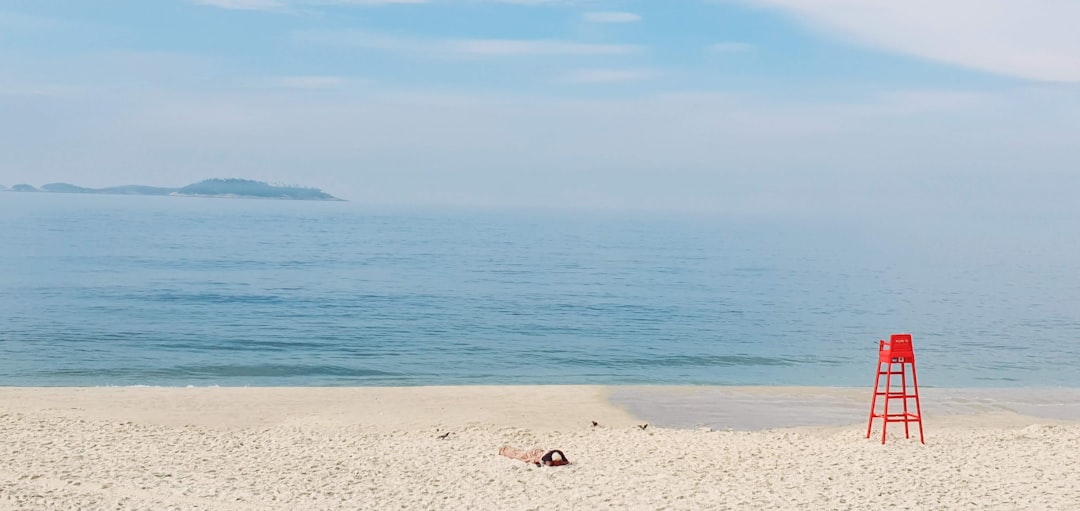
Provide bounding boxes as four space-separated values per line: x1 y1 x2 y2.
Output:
3 1 1080 218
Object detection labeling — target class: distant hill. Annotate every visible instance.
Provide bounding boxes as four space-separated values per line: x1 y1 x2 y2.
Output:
41 183 177 196
176 179 339 200
5 179 343 201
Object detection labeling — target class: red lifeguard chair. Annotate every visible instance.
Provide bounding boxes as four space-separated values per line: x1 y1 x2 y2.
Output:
866 333 924 444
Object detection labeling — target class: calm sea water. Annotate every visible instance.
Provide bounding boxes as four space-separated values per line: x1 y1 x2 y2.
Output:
1 193 1078 387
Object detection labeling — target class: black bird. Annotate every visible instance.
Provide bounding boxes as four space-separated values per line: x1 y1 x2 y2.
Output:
591 421 599 427
638 424 648 430
436 432 451 439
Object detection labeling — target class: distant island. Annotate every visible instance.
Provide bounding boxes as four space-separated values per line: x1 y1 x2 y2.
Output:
1 178 343 201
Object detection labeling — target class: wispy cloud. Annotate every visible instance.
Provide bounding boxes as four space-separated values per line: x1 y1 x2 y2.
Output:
192 0 286 10
294 30 641 57
192 0 582 11
708 42 755 53
450 39 637 56
558 68 654 83
328 0 427 3
482 0 573 4
739 0 1080 82
264 75 367 89
192 0 426 10
582 11 642 23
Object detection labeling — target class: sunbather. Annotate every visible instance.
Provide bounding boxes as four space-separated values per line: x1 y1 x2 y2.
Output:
499 445 570 466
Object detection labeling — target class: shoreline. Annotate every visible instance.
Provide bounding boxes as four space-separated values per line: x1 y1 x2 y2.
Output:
3 385 1080 431
3 386 1079 509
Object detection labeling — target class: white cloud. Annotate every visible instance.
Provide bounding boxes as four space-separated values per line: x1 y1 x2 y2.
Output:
582 11 642 23
264 75 366 89
483 0 571 4
294 30 640 57
192 0 426 10
739 0 1080 82
326 0 426 3
558 68 654 83
448 39 636 56
193 0 286 10
191 0 578 10
708 42 754 53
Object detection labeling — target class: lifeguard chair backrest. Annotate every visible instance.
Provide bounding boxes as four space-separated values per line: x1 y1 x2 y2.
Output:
879 333 915 362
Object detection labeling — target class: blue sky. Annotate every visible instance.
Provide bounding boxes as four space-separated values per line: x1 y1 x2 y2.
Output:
2 0 1080 216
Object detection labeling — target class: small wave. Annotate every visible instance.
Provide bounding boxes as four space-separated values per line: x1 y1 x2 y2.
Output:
556 354 804 368
36 364 400 379
134 292 289 305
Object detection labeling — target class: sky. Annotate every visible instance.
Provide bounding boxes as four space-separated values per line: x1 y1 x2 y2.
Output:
2 0 1080 217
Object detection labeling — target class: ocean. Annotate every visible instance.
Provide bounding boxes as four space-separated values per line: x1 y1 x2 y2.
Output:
1 192 1077 387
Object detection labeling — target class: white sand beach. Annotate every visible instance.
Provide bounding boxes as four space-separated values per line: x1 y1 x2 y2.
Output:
2 386 1079 510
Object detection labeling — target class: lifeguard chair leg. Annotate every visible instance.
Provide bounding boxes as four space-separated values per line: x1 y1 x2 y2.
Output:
911 361 925 444
881 362 892 444
901 362 910 439
867 361 882 439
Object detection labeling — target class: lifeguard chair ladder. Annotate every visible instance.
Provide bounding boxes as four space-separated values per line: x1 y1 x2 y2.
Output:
866 333 924 444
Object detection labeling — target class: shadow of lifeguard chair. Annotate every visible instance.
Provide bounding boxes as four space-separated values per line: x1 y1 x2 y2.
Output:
866 333 925 444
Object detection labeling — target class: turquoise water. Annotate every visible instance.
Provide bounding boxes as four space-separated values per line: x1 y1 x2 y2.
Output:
1 193 1077 387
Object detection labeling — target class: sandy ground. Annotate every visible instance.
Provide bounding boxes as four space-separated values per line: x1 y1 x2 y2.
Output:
2 386 1078 510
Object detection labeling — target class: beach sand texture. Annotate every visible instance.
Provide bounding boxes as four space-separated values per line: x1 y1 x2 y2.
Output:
2 386 1079 510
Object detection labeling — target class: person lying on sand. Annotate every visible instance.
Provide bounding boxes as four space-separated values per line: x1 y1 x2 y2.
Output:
499 446 570 467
